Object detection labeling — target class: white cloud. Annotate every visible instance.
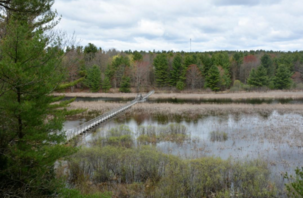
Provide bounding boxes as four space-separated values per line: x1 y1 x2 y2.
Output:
53 0 303 51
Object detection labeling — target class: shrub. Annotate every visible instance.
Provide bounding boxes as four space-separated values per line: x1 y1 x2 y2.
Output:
176 80 185 90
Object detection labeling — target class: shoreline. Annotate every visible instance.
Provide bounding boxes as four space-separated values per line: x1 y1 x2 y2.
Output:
55 91 303 100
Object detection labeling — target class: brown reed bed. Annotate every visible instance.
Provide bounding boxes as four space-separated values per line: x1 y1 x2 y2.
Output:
68 101 303 117
55 90 303 100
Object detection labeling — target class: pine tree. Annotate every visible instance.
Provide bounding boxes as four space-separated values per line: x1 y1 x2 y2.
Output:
206 65 220 91
119 76 131 93
85 65 101 92
261 54 274 76
102 76 111 92
153 54 169 87
247 68 258 86
170 53 185 86
0 18 78 197
274 64 292 89
247 66 268 87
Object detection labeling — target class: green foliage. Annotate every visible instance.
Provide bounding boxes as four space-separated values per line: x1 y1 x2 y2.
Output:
0 17 77 197
153 54 169 87
200 54 213 76
285 167 303 198
176 80 185 90
84 43 98 54
60 188 112 198
247 66 268 87
112 55 130 68
230 80 244 92
184 54 197 67
261 54 274 76
233 52 243 66
102 76 111 92
212 52 230 70
206 65 220 91
220 70 232 89
170 53 185 86
274 64 292 89
133 51 143 61
56 77 85 90
119 76 131 93
85 65 101 92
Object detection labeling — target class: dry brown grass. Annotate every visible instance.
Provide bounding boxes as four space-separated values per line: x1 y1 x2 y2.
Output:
55 91 303 100
68 101 303 116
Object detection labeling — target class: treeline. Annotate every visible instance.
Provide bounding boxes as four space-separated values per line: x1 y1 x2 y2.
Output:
62 44 303 92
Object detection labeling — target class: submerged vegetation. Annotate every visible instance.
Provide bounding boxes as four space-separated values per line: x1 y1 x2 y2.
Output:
137 124 190 145
210 131 228 142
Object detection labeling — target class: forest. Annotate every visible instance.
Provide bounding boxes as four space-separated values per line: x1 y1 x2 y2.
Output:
62 43 303 93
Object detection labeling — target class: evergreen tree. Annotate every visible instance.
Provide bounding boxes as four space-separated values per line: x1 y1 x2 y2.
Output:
153 54 169 87
274 64 292 89
102 76 111 92
170 53 185 86
200 54 213 76
247 68 258 86
247 66 268 87
206 65 220 91
133 51 143 61
257 66 269 86
84 43 98 54
119 76 131 92
0 18 78 197
86 65 101 92
261 54 274 76
84 43 98 61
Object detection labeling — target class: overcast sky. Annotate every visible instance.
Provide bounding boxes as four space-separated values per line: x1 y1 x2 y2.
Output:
53 0 303 52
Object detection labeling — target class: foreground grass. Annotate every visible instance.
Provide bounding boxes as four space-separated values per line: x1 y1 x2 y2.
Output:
64 141 276 198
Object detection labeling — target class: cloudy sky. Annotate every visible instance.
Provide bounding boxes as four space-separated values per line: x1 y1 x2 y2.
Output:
53 0 303 52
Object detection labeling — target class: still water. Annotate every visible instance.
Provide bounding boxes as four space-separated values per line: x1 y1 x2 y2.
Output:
64 96 303 104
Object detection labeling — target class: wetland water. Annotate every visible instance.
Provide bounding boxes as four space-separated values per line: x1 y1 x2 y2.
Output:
64 111 303 188
64 96 303 104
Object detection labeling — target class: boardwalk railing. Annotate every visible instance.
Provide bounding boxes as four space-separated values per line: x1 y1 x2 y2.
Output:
65 90 154 142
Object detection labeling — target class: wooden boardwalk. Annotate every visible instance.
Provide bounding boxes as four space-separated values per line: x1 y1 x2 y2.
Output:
65 91 154 142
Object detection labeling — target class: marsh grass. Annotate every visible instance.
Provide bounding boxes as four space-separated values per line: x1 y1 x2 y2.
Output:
210 131 228 142
92 125 134 148
137 124 190 145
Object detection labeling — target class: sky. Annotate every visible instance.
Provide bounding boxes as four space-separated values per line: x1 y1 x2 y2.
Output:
53 0 303 52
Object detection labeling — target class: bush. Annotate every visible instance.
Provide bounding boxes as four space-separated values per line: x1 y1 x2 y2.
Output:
284 167 303 198
68 145 276 198
176 80 185 90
